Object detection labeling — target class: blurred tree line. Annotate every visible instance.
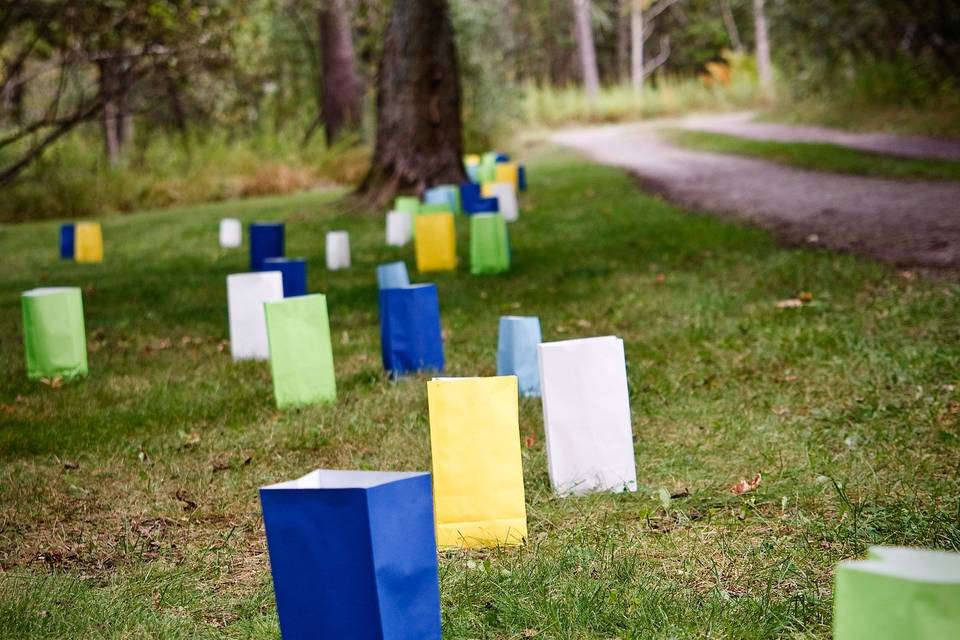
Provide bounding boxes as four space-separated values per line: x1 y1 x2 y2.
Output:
0 0 957 205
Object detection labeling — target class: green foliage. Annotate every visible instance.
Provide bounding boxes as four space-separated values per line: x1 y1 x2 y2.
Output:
665 129 960 181
1 151 958 637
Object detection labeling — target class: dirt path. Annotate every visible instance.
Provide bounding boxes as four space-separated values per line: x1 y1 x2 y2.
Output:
551 120 960 272
678 111 960 161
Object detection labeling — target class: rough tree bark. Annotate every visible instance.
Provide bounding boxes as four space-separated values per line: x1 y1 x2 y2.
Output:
572 0 600 102
317 0 362 144
753 0 774 101
358 0 466 205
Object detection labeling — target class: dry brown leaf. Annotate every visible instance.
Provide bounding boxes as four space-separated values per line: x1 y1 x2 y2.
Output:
576 319 592 329
523 433 537 449
655 274 666 284
730 472 762 495
174 489 197 511
40 376 63 388
798 291 813 303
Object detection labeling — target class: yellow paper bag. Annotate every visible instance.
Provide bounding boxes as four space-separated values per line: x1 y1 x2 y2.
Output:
427 376 527 548
415 212 457 272
494 162 520 191
74 222 103 263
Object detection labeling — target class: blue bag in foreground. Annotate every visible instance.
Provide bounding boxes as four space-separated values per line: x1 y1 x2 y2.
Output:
377 261 411 289
262 257 307 297
59 224 75 259
250 222 285 271
379 284 444 375
260 470 441 640
497 315 543 396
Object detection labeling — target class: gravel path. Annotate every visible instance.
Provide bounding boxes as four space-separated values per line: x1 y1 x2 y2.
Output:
678 111 960 161
551 119 960 272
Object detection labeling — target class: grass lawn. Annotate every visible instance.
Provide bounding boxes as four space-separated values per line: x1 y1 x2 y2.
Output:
1 148 958 639
664 128 960 182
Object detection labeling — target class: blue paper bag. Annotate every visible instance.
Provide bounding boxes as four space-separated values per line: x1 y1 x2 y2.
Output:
250 222 285 271
263 257 307 297
260 470 442 640
59 224 75 259
423 185 460 214
495 152 510 162
377 262 411 290
379 284 444 375
460 183 501 214
518 165 527 192
497 316 543 396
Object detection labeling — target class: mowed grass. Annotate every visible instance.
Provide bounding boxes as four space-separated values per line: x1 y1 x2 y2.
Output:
1 148 959 639
664 128 960 182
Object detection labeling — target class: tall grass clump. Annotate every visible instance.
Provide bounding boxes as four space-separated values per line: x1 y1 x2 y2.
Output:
0 126 370 223
522 53 762 128
771 57 960 137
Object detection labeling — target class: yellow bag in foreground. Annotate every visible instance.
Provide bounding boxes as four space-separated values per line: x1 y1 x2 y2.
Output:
415 212 456 272
427 376 527 548
74 222 103 263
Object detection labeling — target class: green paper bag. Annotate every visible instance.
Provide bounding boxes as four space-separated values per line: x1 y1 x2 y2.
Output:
469 214 510 275
21 287 88 381
834 546 960 639
264 294 336 408
479 153 499 183
394 197 420 215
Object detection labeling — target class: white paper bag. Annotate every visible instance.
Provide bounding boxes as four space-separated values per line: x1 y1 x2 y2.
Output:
385 210 412 247
326 231 351 270
227 272 284 361
219 218 242 248
538 336 637 496
483 182 518 223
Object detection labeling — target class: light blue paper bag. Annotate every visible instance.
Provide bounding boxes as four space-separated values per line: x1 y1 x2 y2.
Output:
424 185 460 214
377 262 411 289
497 316 542 396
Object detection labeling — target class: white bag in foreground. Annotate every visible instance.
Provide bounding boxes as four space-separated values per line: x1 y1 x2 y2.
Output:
385 210 412 247
219 218 242 248
538 336 637 496
227 272 284 361
326 231 351 270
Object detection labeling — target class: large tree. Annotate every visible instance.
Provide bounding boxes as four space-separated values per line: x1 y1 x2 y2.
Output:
358 0 466 205
317 0 363 143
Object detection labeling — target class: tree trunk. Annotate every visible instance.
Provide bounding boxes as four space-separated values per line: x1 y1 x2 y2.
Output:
718 0 743 52
572 0 600 102
317 0 363 144
753 0 774 101
616 0 629 82
630 0 644 92
358 0 466 205
98 58 133 165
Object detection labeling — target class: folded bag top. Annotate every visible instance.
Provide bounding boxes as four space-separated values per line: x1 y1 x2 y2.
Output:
834 546 960 640
260 469 441 640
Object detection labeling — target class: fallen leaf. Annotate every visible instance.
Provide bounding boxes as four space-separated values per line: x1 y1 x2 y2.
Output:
670 487 690 499
523 433 536 448
730 472 762 495
40 376 63 388
217 340 229 353
899 271 914 280
62 460 79 470
775 298 803 309
655 274 666 284
175 489 197 511
576 319 592 329
798 291 813 303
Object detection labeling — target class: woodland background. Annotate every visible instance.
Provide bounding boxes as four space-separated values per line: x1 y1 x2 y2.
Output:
1 0 958 221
